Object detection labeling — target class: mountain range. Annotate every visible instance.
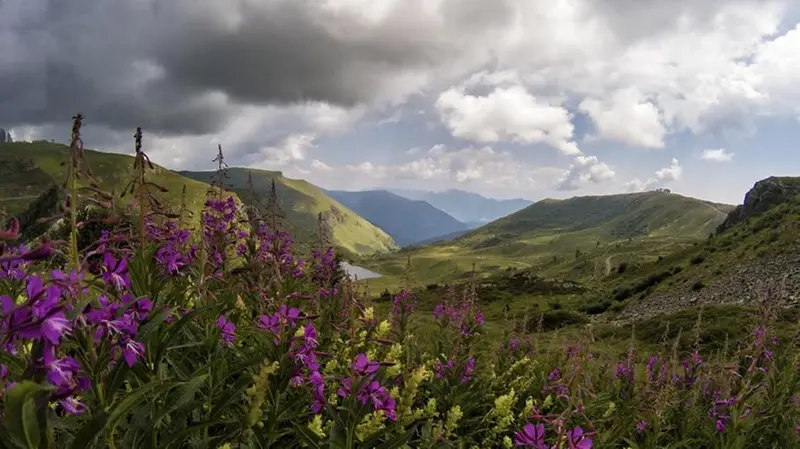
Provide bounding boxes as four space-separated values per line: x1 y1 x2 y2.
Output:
324 189 468 247
389 188 533 225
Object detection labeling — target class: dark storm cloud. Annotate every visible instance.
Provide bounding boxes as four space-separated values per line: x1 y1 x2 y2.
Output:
0 0 514 135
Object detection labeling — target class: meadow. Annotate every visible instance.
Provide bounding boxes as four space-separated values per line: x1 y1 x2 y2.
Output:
0 116 797 448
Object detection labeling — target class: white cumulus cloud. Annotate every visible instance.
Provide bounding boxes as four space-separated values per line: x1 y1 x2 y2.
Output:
701 148 734 162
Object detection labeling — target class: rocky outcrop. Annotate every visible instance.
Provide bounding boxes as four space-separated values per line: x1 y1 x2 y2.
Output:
609 251 800 324
0 129 12 143
717 177 800 233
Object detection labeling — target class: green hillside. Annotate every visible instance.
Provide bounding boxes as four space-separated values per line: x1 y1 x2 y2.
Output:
0 141 216 222
179 168 396 256
361 190 734 290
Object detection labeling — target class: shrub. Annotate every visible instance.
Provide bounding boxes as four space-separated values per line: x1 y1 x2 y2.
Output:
584 301 612 315
691 280 706 290
691 254 706 265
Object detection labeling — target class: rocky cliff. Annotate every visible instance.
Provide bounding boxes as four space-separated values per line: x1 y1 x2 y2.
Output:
717 176 800 233
0 129 13 143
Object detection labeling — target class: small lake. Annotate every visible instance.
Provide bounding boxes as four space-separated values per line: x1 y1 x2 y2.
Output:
340 262 383 280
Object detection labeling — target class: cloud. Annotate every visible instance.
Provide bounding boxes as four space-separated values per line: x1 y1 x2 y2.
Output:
249 133 316 168
4 0 800 202
654 158 683 182
701 148 735 162
309 144 564 193
557 155 616 191
625 157 683 192
311 159 333 171
0 0 514 135
435 76 581 155
579 88 667 148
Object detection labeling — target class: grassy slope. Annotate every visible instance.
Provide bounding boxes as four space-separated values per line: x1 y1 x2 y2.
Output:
0 141 215 221
368 190 800 354
179 168 396 255
361 191 734 291
597 191 800 312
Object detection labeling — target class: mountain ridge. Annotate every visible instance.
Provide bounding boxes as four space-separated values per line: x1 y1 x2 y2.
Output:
179 168 396 256
325 189 468 246
389 188 533 224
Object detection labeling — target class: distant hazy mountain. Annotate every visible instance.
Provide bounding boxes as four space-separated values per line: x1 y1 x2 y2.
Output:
326 189 468 246
390 188 533 224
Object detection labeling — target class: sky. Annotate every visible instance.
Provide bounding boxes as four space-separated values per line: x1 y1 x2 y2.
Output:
2 0 800 204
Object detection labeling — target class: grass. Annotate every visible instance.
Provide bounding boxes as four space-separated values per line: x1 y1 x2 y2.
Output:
0 141 219 223
180 167 396 255
359 190 733 292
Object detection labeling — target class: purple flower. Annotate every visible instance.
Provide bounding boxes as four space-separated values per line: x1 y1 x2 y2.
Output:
59 396 87 415
567 426 592 449
461 357 476 383
102 252 130 291
351 353 380 377
122 338 146 367
514 423 546 448
636 420 648 433
715 419 726 433
216 315 235 346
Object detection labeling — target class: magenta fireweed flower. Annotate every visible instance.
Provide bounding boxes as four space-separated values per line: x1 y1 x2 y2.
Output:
548 369 561 382
461 357 476 383
715 419 726 433
352 353 381 377
615 363 634 383
514 423 546 448
636 420 648 433
567 427 593 449
5 276 73 346
0 245 28 280
122 338 146 367
102 252 130 291
216 315 235 346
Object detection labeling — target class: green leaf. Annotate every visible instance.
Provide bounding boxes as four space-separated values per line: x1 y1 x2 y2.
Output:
106 380 177 440
69 412 109 449
293 424 323 449
370 425 417 449
4 381 49 449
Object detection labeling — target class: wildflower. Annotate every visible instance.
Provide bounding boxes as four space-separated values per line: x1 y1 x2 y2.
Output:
216 315 235 346
102 252 130 291
122 338 146 367
636 420 648 433
514 423 546 448
567 426 592 449
19 240 54 261
461 357 476 383
715 419 726 433
308 414 325 439
352 353 380 377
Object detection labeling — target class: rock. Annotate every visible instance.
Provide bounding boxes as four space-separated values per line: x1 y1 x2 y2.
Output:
0 128 10 143
717 176 800 233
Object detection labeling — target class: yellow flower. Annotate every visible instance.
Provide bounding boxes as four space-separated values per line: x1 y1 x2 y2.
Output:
503 436 514 448
363 307 375 321
308 414 325 438
295 325 306 338
375 320 392 338
444 405 463 438
356 410 386 441
491 388 516 434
